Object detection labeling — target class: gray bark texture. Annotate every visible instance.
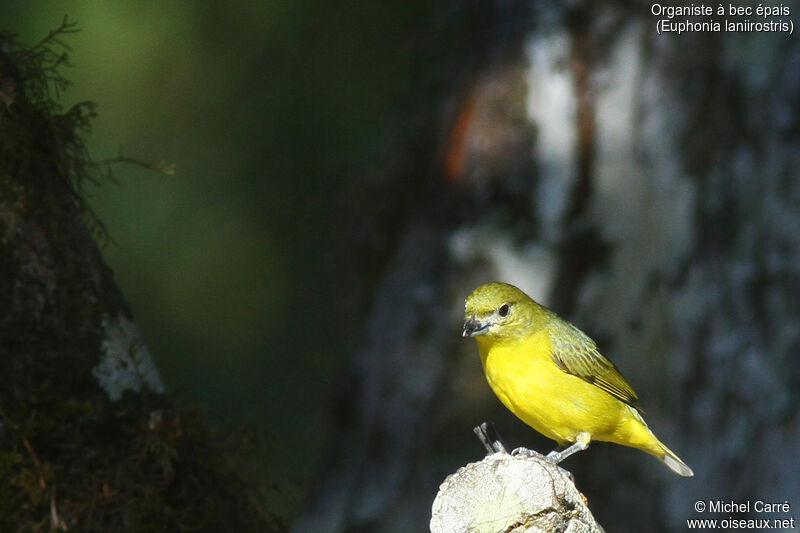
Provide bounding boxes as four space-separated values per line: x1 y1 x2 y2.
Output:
295 1 800 532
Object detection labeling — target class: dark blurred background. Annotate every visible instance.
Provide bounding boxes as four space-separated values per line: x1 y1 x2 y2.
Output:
1 0 435 517
3 2 800 532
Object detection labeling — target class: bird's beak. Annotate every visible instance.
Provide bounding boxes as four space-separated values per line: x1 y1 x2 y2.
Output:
462 317 490 337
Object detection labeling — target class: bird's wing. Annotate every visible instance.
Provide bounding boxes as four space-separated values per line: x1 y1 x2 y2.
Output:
548 321 644 414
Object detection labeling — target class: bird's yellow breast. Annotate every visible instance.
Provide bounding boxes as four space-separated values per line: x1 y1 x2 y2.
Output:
477 329 642 446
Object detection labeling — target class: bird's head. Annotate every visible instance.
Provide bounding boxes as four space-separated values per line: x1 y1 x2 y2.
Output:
463 282 539 341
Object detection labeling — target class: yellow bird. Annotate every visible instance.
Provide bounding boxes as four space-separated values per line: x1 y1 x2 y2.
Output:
463 281 693 476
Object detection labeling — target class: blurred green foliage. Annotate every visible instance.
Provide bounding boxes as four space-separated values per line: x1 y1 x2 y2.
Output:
0 0 432 518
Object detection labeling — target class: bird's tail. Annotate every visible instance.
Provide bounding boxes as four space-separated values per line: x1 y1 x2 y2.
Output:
622 408 694 476
657 442 694 477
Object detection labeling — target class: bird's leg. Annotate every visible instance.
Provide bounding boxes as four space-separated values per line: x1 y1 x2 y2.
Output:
546 432 591 464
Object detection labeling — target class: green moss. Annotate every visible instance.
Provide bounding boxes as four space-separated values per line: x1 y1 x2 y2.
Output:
1 397 283 531
0 18 104 231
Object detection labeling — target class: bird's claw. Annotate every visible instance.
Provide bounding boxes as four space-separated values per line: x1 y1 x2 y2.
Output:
545 450 562 463
511 446 538 458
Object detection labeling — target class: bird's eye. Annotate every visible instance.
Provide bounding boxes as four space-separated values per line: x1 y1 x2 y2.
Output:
498 303 510 317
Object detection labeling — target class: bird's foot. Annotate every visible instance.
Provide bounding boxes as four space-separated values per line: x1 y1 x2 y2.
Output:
545 433 591 464
511 446 541 458
545 449 566 464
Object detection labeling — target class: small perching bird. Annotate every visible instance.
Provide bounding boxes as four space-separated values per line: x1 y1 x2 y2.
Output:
463 282 693 476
